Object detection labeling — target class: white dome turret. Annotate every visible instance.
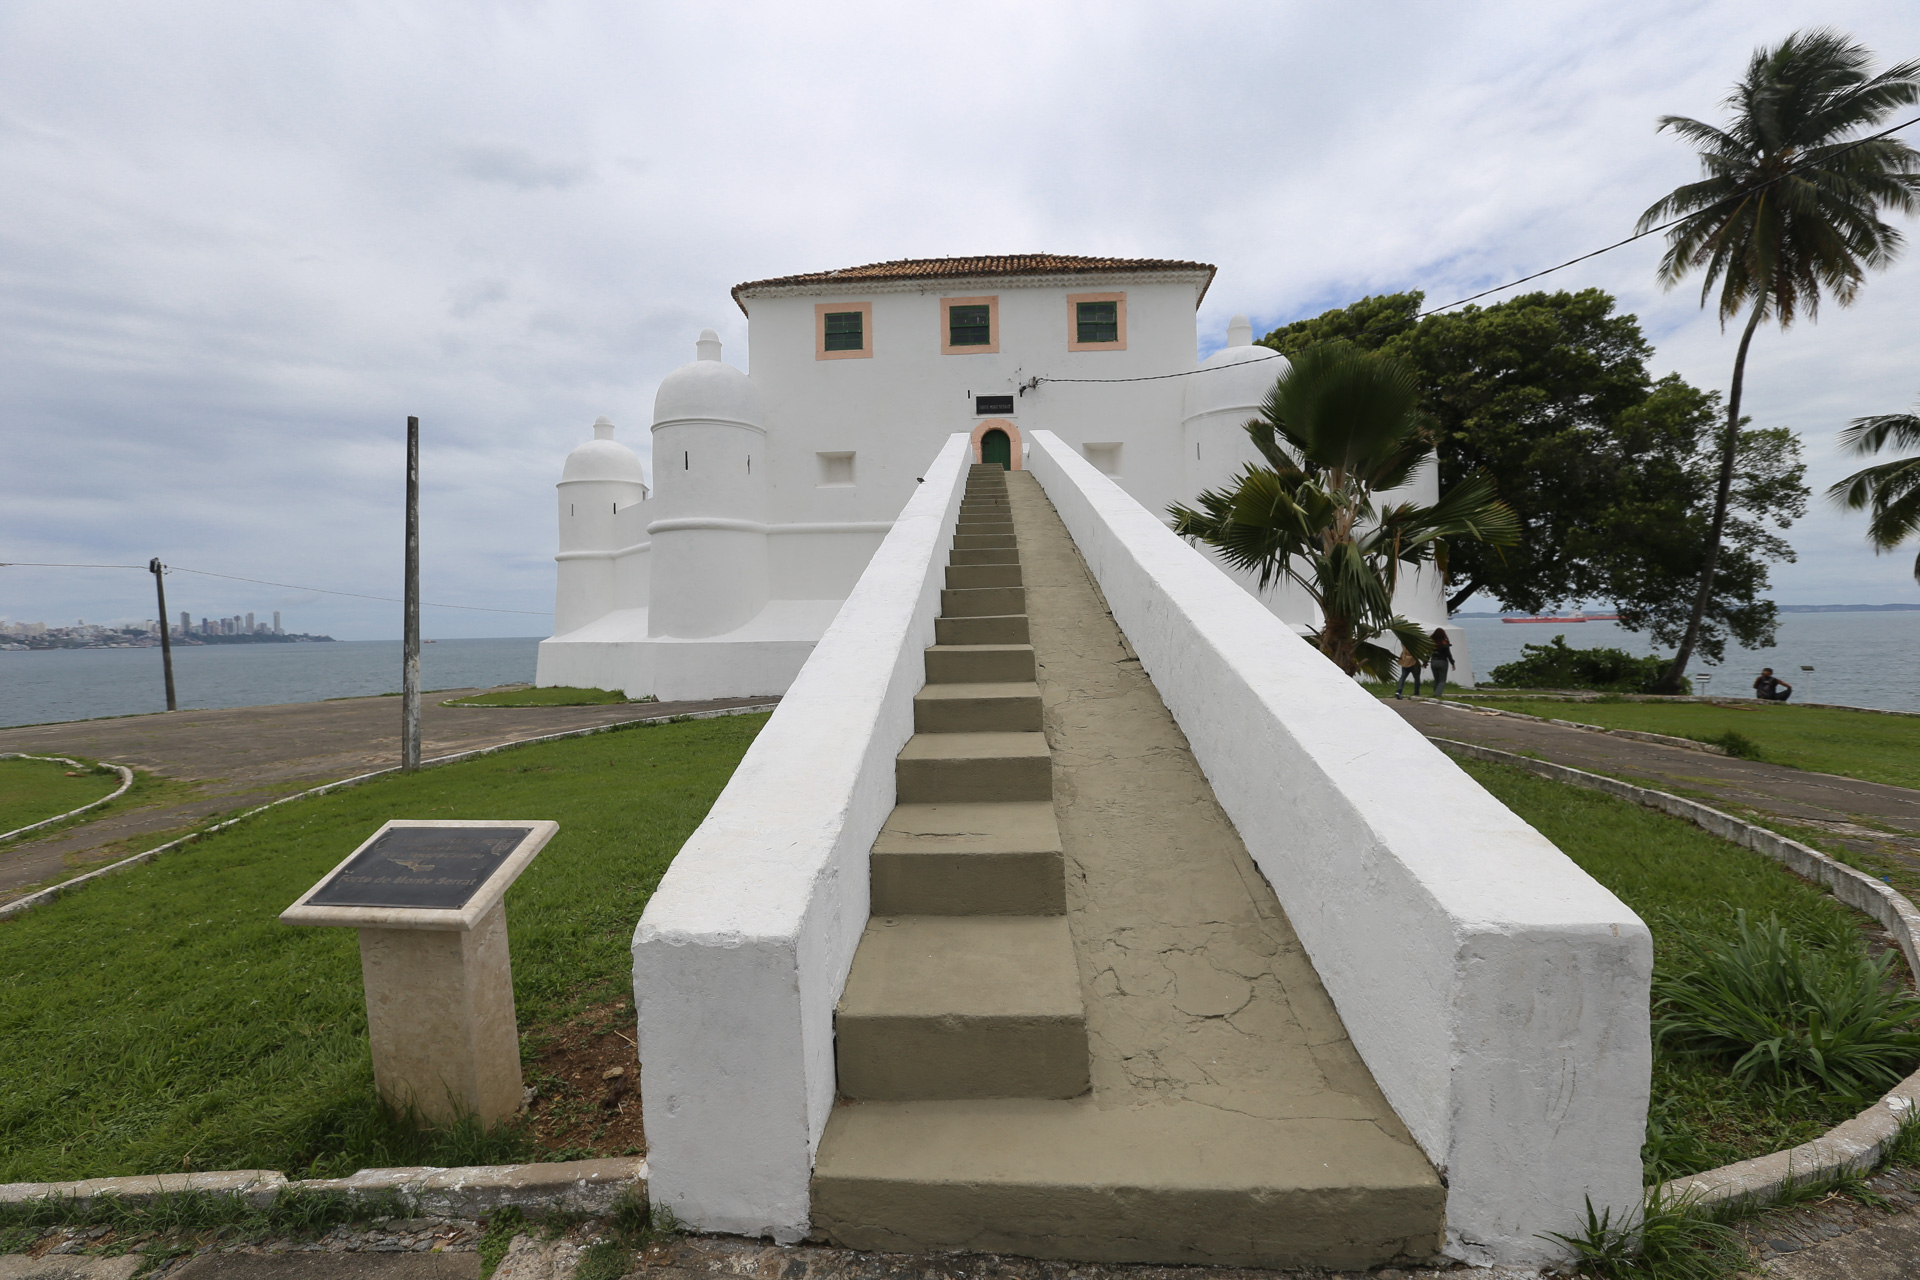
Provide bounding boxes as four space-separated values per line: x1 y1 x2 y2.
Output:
562 416 650 485
1182 314 1286 423
654 330 762 429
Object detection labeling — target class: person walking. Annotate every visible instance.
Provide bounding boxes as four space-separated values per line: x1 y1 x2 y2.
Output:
1754 667 1794 702
1395 645 1424 699
1428 628 1455 699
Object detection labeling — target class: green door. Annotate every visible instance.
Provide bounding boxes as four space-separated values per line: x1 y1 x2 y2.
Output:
981 429 1011 470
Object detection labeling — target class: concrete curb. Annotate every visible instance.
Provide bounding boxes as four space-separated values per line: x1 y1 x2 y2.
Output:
1432 700 1729 756
0 755 137 843
0 703 776 923
0 1157 645 1217
1431 735 1920 1211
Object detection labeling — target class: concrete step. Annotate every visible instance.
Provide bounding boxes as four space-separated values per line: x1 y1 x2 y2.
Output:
949 547 1020 566
935 613 1029 646
811 1097 1445 1266
961 500 1010 510
946 564 1022 590
941 586 1024 617
896 731 1051 802
956 512 1015 527
913 680 1041 732
834 915 1087 1100
924 644 1034 684
953 532 1018 549
871 800 1064 914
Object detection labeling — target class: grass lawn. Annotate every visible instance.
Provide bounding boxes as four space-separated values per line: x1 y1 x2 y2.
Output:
0 756 122 835
1449 697 1920 791
0 713 767 1183
1460 756 1890 1181
442 686 637 708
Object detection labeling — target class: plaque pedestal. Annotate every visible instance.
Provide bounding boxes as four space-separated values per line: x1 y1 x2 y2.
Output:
359 901 522 1126
282 819 558 1130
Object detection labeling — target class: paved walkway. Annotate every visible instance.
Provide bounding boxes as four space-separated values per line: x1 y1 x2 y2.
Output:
0 692 775 901
1389 698 1920 876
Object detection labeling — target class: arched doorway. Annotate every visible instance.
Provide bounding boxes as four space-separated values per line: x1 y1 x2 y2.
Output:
980 428 1011 470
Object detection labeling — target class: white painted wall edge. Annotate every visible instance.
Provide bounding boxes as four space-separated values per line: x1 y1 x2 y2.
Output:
1023 430 1651 1268
631 434 972 1242
1429 736 1920 1214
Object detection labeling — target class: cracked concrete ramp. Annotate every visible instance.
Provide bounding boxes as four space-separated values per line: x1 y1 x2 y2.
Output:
811 467 1444 1269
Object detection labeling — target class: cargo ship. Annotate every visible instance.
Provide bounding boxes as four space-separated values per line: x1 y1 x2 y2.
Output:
1501 612 1621 624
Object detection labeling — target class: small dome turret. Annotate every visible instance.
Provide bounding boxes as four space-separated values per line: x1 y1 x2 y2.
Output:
561 416 649 485
655 330 762 428
1183 313 1286 423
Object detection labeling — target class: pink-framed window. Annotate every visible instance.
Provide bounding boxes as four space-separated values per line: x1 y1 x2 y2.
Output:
1067 291 1127 352
816 301 873 361
940 295 1000 355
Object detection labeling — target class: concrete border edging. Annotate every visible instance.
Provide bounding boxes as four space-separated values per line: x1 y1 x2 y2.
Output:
1023 431 1650 1269
0 704 776 923
1430 736 1920 1210
0 755 136 842
631 434 972 1244
0 1157 644 1218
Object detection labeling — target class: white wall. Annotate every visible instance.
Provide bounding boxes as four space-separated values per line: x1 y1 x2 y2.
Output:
742 272 1204 532
630 433 972 1241
1024 430 1647 1268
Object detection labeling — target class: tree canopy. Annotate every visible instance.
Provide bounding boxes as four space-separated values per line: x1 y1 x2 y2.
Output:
1259 288 1807 657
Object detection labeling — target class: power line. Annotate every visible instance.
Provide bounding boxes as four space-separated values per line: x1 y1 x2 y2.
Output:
0 561 550 616
1037 111 1920 386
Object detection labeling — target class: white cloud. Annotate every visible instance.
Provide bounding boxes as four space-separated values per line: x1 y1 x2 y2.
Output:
2 0 1917 639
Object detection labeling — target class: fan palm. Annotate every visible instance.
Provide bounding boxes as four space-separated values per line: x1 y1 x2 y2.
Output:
1636 28 1920 692
1829 401 1920 579
1169 343 1518 678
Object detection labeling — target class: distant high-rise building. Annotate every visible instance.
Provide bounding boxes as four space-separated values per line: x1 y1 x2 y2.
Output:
247 612 255 632
273 611 282 634
179 610 190 636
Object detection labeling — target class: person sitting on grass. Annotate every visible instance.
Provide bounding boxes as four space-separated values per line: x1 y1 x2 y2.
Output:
1753 667 1793 702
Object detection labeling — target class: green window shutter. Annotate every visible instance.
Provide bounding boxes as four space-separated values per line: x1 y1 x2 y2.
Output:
1076 301 1119 344
824 311 864 351
949 304 991 347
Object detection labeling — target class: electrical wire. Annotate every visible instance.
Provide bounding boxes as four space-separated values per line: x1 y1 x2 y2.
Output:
0 561 550 616
1037 111 1920 386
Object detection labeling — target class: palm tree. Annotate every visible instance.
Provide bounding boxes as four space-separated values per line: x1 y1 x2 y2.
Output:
1170 343 1518 678
1830 399 1920 578
1636 28 1920 692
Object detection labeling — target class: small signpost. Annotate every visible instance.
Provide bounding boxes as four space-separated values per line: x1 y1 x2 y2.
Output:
282 820 557 1126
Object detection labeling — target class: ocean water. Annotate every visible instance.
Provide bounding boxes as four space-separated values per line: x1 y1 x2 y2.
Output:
1450 611 1920 713
0 638 543 729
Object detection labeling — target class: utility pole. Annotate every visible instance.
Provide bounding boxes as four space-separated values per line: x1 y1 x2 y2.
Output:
148 559 177 711
402 416 422 771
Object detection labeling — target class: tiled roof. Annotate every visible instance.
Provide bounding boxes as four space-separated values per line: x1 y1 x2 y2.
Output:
731 254 1216 310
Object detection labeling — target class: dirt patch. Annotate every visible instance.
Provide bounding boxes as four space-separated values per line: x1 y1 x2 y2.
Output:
522 1000 644 1159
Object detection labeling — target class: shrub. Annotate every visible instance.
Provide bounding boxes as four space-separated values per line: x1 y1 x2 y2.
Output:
1487 635 1688 694
1696 729 1763 759
1653 911 1920 1098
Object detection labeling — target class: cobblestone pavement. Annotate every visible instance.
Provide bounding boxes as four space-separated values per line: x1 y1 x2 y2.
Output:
0 691 775 899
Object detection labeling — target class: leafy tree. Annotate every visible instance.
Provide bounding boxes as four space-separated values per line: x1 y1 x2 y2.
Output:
1829 398 1920 579
1636 28 1920 691
1263 289 1752 617
1169 343 1518 678
1486 635 1685 695
1595 378 1807 663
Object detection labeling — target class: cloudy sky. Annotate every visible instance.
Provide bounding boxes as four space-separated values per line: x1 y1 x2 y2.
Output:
4 1 1918 641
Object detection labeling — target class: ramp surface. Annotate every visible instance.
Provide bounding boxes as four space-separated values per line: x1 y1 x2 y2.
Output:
813 469 1443 1268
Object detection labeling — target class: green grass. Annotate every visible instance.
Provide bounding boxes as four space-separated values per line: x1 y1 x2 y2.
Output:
1460 758 1883 1179
1452 698 1920 790
442 686 639 708
0 756 121 835
0 713 767 1183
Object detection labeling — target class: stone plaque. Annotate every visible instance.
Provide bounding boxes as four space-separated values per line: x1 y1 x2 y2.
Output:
305 825 534 911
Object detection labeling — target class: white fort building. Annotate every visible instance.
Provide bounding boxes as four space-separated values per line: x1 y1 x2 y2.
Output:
535 254 1467 698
